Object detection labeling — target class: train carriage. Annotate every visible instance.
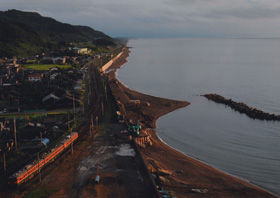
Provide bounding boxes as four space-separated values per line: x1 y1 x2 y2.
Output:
9 132 78 185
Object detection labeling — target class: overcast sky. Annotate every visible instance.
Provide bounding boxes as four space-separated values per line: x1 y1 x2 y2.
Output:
1 0 280 38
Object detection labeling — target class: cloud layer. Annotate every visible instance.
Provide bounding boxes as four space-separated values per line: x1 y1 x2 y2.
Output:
1 0 280 38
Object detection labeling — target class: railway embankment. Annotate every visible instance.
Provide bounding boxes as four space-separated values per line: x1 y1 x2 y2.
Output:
203 93 280 121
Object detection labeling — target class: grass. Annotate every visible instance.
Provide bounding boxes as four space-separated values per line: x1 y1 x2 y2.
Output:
22 64 72 71
0 111 69 119
26 60 37 63
22 186 57 198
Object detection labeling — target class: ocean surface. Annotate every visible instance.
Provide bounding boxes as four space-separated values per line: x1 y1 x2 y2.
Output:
117 38 280 195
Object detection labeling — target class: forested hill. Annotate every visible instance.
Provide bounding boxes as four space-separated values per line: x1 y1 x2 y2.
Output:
0 9 114 57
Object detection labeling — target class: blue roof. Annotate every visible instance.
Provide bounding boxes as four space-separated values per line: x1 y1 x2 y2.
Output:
42 138 50 146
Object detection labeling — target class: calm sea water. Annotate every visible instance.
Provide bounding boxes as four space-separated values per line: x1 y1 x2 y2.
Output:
117 38 280 195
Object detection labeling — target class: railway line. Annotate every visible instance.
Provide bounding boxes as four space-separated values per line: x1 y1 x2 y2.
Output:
0 60 105 197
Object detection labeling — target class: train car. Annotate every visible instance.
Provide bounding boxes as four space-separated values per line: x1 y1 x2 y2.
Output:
9 132 78 185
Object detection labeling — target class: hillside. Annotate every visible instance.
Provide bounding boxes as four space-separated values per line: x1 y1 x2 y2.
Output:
0 9 114 57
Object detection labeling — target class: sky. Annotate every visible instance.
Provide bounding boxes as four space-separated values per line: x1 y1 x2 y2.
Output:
1 0 280 38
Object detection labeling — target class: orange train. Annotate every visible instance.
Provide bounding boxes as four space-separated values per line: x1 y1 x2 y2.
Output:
9 132 78 185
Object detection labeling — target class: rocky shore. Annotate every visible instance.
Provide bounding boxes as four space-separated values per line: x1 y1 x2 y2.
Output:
104 47 277 197
203 93 280 121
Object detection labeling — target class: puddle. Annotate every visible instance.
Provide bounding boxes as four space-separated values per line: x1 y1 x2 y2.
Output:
115 144 136 157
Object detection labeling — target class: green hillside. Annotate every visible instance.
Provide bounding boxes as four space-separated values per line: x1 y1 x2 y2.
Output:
0 9 114 57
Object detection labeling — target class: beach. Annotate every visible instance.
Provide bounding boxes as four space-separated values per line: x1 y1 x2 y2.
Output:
105 46 278 198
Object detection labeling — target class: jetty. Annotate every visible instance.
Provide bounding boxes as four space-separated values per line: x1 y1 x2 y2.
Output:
203 93 280 121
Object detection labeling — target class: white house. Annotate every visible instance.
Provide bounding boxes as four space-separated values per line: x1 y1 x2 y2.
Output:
28 74 43 82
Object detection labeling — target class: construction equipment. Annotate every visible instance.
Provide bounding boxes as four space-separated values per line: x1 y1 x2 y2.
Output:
127 120 141 136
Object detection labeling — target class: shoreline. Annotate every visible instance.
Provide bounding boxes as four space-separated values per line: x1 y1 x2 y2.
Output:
155 129 273 195
104 46 278 197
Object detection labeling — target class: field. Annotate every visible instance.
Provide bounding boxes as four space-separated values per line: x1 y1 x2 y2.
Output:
22 64 72 71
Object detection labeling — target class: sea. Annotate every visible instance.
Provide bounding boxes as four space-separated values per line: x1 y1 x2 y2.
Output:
117 38 280 195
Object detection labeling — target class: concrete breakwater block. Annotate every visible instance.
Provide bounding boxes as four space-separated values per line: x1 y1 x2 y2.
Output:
203 93 280 121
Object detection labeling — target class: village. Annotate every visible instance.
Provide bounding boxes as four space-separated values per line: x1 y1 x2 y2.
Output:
0 43 124 186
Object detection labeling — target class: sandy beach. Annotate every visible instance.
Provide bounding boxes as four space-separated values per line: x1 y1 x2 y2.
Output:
105 46 278 198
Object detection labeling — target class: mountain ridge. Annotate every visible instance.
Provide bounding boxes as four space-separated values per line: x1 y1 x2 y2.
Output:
0 9 113 57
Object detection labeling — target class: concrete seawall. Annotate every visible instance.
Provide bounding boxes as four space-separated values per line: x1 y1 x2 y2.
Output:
101 48 125 73
131 139 161 198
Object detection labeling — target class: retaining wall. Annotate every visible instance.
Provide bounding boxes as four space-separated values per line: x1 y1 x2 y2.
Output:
131 139 161 198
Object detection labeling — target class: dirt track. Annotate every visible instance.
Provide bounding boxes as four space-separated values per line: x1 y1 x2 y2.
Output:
68 123 153 198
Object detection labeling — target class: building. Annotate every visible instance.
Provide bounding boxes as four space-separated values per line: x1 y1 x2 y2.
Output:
42 93 60 103
28 74 43 82
71 47 91 54
79 48 90 54
20 122 45 139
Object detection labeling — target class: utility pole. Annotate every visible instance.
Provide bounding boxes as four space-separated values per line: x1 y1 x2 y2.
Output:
40 132 43 147
89 124 92 136
3 153 6 174
37 153 41 182
102 102 104 115
91 115 94 136
73 95 75 121
71 129 74 154
88 65 91 105
105 85 108 101
68 114 70 130
96 116 98 128
14 118 17 150
88 76 91 106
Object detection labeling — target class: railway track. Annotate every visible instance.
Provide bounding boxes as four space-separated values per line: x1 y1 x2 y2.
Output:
0 61 105 197
0 190 16 198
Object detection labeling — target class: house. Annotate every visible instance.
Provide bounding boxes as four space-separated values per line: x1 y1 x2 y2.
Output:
72 47 81 54
1 78 19 87
55 94 80 109
94 54 101 59
28 74 43 82
50 73 58 80
43 57 66 64
20 122 45 139
101 53 112 57
42 93 60 103
71 47 91 54
53 57 66 64
74 79 82 90
0 59 6 66
6 106 20 113
80 48 90 54
43 118 57 126
42 57 54 64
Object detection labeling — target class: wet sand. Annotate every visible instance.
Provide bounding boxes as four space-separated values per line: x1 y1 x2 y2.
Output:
105 47 278 198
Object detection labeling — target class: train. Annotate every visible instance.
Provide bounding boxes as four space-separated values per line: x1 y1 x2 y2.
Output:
9 132 78 185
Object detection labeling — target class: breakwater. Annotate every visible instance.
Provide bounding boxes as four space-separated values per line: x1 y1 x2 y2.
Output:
203 94 280 121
